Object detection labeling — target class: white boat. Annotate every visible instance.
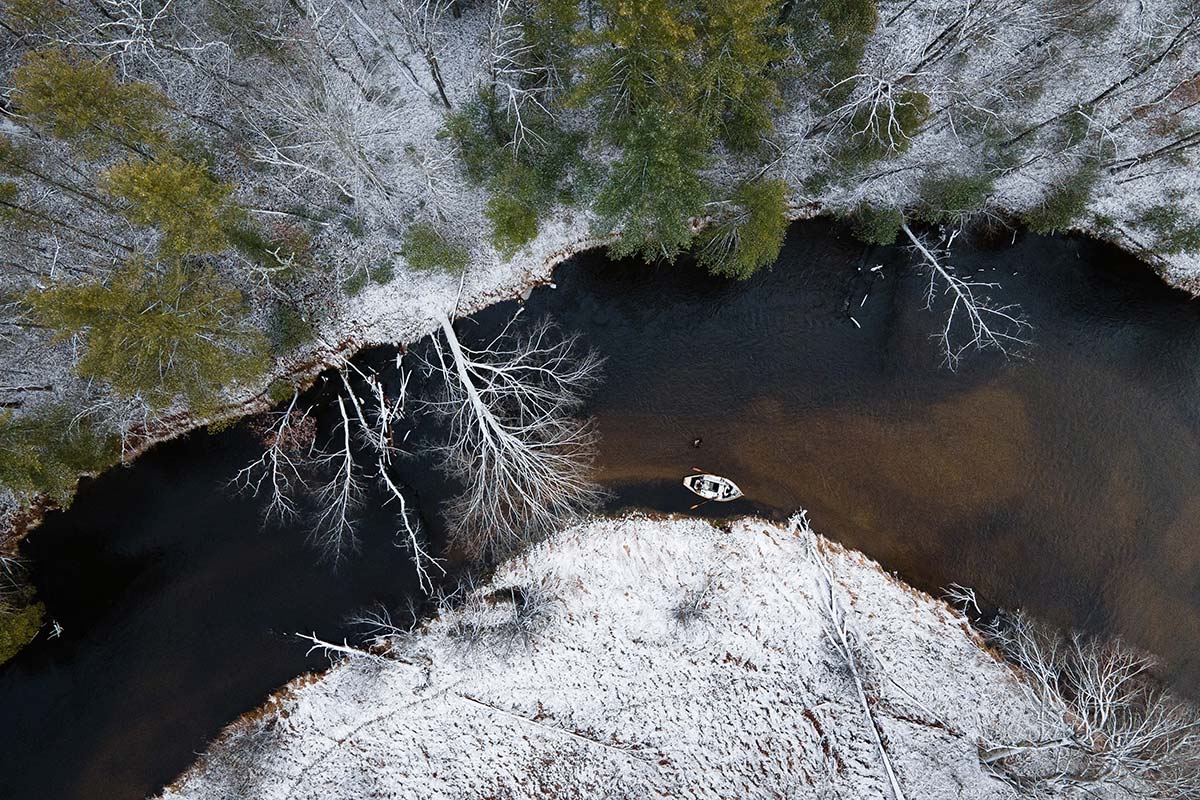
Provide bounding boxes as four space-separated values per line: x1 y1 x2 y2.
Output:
683 473 743 502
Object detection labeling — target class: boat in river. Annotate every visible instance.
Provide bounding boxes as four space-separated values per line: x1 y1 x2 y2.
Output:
683 473 743 501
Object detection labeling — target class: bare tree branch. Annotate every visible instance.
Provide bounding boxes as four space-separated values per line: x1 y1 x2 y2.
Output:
418 310 604 560
901 222 1030 369
980 610 1200 798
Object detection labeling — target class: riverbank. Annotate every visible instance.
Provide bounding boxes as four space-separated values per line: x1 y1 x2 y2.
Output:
0 201 1182 560
6 2 1200 553
2 3 1200 551
159 513 1063 799
9 225 1200 798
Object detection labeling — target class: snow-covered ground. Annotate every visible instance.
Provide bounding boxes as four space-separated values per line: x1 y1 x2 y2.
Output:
162 513 1058 800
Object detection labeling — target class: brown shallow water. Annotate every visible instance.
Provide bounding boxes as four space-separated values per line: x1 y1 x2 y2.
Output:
3 220 1200 800
482 221 1200 695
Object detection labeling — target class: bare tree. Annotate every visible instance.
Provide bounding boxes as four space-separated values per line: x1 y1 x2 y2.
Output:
232 391 317 523
482 0 554 154
807 526 908 800
418 310 604 560
941 582 981 616
308 394 366 563
827 69 929 152
981 610 1200 798
340 364 443 592
233 362 441 585
38 0 231 81
900 222 1030 369
391 0 457 109
246 61 406 216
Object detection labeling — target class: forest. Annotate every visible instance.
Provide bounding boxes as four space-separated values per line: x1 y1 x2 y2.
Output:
3 4 1200 799
0 0 1199 664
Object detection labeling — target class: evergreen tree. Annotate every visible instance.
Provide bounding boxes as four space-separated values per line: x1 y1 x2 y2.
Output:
0 404 119 505
401 221 470 273
595 108 710 263
26 260 267 411
578 0 785 263
521 0 583 87
104 154 239 257
12 48 167 154
695 0 783 150
697 178 789 278
576 0 696 127
850 202 904 245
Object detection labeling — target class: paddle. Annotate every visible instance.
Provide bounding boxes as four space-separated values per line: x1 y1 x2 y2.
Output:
688 468 709 510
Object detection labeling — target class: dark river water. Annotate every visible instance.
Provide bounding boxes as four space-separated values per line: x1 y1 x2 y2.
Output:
3 220 1200 799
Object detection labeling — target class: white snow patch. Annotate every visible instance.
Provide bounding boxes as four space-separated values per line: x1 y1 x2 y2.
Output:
163 514 1055 800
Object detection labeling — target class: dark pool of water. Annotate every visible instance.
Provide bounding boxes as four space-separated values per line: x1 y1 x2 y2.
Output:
0 428 427 800
3 220 1200 799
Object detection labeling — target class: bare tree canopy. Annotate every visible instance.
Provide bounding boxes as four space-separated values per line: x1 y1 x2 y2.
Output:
901 223 1031 369
982 610 1200 798
419 311 604 560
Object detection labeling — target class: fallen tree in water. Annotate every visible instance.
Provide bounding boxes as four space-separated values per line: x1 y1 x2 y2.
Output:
233 308 603 582
418 310 604 561
979 610 1200 798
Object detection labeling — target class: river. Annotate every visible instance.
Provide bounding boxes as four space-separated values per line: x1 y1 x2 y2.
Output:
2 221 1199 799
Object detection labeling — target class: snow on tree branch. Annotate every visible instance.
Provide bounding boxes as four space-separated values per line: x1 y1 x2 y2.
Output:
827 69 929 152
418 310 604 560
231 390 316 523
806 519 908 800
391 0 456 109
980 610 1200 798
308 393 366 563
482 0 554 155
901 222 1030 370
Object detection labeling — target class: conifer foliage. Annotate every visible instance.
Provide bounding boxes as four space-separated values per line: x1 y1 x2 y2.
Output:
12 49 167 154
26 261 267 412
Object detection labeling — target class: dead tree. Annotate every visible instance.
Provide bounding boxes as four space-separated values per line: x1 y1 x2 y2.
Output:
340 364 443 592
308 394 366 563
234 362 440 586
232 390 317 522
228 386 366 567
391 0 456 109
246 62 405 216
981 610 1200 798
900 222 1030 369
482 0 553 154
827 69 929 152
808 525 908 800
419 310 604 560
43 0 229 79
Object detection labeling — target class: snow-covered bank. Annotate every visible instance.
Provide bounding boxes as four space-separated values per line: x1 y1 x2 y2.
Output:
161 513 1054 800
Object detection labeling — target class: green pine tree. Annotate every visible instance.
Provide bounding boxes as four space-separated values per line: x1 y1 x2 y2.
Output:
697 178 789 279
0 404 119 505
595 108 711 263
104 154 239 257
575 0 697 127
12 48 167 154
695 0 784 150
26 260 268 412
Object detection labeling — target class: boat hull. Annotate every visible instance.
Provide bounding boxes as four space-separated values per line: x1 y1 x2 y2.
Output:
683 474 743 502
